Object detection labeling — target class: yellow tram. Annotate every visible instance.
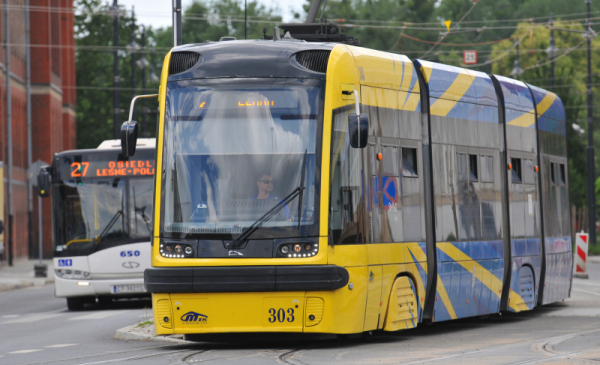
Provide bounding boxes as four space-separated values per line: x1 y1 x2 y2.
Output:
120 24 572 336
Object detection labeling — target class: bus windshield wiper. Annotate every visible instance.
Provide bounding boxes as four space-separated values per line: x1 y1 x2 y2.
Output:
229 151 308 249
94 210 124 246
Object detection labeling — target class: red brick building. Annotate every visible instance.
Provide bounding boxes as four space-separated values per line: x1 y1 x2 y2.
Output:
0 0 76 260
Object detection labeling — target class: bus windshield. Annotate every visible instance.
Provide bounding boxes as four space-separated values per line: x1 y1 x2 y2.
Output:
162 78 324 239
52 150 155 256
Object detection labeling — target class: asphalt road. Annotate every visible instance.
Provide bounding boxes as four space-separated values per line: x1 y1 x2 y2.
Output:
1 264 600 365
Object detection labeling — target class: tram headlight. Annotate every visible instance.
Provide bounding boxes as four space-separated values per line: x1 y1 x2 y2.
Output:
280 245 289 254
164 245 173 253
293 244 302 253
174 245 183 254
184 246 193 255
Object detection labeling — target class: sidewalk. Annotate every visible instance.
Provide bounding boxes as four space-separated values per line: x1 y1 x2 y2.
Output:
0 258 54 292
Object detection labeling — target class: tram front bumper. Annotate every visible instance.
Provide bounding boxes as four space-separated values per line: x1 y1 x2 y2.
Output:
147 265 363 335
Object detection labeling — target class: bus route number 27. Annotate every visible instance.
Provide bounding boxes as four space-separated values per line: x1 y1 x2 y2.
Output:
268 308 295 323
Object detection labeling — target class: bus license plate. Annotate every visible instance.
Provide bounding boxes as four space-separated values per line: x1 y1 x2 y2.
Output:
113 284 146 294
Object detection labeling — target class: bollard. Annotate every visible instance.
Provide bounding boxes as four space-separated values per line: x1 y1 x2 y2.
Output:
574 231 589 279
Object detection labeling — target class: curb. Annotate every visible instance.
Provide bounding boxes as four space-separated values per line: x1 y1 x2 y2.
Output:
114 323 190 344
0 278 54 293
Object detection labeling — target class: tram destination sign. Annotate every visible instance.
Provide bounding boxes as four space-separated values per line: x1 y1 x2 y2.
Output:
58 150 155 180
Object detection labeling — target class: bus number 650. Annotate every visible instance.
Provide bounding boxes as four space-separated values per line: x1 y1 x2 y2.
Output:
268 308 294 323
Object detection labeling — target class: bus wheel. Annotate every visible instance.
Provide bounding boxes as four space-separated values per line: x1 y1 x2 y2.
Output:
66 297 85 311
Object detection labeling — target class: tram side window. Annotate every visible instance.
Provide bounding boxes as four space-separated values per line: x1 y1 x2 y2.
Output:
523 159 535 185
559 164 566 185
550 163 556 185
469 154 478 181
511 158 522 183
457 153 468 181
480 155 494 183
402 148 418 177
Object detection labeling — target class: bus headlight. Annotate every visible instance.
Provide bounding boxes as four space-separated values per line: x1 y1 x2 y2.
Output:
55 269 90 279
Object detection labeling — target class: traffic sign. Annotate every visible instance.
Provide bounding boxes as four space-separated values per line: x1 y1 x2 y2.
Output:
463 50 477 64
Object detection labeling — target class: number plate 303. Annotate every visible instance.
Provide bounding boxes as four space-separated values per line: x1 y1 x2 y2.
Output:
263 297 303 328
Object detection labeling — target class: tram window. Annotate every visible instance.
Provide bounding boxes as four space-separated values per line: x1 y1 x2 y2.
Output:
550 163 555 185
511 158 522 183
523 159 535 184
469 154 478 181
382 145 399 176
559 164 566 185
402 148 418 178
480 155 494 183
457 153 468 181
369 144 377 176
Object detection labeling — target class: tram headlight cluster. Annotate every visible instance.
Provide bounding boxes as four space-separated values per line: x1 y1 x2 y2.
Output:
55 269 90 279
160 242 195 258
278 242 318 258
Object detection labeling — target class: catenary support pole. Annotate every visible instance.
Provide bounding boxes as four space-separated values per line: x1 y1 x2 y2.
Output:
4 0 13 267
113 0 120 139
140 26 146 137
173 0 182 46
130 6 136 122
550 14 555 89
586 0 596 247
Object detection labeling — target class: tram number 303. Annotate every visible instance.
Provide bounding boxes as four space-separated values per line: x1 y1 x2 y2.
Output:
268 308 295 323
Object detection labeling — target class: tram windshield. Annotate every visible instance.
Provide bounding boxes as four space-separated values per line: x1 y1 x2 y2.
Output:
162 78 324 239
52 150 155 256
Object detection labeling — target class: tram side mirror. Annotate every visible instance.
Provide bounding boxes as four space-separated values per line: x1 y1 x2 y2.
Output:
348 113 369 148
120 120 139 157
37 167 51 198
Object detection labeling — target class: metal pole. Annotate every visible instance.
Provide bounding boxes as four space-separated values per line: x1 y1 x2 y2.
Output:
550 14 555 89
586 0 596 246
130 6 136 122
113 0 120 140
4 0 13 266
173 0 182 46
245 0 247 39
38 196 41 262
305 0 322 23
26 0 33 260
140 26 146 137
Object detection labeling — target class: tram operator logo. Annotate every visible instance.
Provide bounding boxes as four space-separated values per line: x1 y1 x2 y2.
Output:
181 311 208 324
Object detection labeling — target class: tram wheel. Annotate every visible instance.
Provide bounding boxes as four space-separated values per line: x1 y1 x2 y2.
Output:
66 297 85 311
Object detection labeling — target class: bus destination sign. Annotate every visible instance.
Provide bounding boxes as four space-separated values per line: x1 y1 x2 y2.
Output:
67 159 155 179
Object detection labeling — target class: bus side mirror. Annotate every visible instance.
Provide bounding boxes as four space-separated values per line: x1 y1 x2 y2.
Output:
120 120 138 157
38 168 51 198
349 113 368 148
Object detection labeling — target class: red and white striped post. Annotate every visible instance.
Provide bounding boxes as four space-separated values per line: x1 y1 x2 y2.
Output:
575 231 589 279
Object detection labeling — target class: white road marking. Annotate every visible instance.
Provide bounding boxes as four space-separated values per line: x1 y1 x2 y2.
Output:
543 308 600 316
69 311 126 320
9 349 43 354
572 288 600 296
2 313 62 324
1 315 19 318
46 344 77 348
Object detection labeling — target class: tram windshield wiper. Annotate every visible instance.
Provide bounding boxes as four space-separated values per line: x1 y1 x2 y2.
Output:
229 150 308 249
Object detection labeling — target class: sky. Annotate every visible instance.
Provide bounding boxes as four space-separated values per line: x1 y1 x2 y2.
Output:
115 0 305 29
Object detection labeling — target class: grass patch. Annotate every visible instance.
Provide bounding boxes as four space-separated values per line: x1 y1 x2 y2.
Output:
137 320 153 328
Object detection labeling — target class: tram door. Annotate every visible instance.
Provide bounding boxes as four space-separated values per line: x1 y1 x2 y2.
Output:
506 150 541 310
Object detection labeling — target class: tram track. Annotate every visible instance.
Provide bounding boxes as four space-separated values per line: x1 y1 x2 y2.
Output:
397 327 600 365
